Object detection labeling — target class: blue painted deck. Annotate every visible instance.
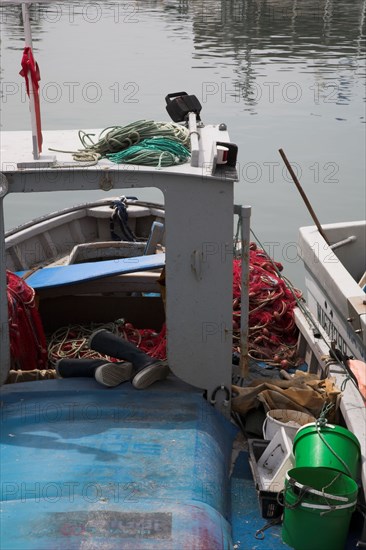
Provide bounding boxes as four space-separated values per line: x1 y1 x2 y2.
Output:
15 253 165 289
2 375 363 549
1 377 235 549
230 450 289 549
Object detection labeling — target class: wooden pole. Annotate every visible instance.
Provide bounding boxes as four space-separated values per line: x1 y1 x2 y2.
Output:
239 205 251 378
22 3 40 159
279 148 330 246
0 188 11 385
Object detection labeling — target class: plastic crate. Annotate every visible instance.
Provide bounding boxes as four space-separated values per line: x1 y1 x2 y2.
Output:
257 427 294 492
248 438 284 519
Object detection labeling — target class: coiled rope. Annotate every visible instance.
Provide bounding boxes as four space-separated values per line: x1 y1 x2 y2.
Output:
107 137 190 167
49 120 191 167
79 120 190 154
48 321 124 365
48 320 167 365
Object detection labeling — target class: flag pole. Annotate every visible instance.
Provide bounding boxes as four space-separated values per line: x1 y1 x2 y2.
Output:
21 2 41 159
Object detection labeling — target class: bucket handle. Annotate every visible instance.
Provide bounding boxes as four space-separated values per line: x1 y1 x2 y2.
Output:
314 420 353 479
262 417 268 439
287 474 349 503
284 474 354 513
284 477 333 510
301 500 357 512
282 479 309 510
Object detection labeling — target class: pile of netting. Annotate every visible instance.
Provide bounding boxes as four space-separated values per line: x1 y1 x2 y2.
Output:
47 321 167 366
232 243 303 368
47 244 302 369
7 271 48 370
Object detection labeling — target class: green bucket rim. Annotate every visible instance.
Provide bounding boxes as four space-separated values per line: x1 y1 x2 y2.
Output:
293 422 361 451
299 500 357 511
285 469 359 503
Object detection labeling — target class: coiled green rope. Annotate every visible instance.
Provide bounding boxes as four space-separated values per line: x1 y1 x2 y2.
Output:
49 120 191 167
79 120 190 154
107 137 190 167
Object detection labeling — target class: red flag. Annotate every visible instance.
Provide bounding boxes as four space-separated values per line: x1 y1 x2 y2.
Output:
19 46 43 153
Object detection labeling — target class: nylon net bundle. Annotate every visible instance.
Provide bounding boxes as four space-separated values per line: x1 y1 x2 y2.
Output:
232 243 303 368
48 244 302 369
6 271 48 371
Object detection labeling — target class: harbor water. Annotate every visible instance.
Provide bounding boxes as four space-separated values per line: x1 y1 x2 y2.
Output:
1 0 365 289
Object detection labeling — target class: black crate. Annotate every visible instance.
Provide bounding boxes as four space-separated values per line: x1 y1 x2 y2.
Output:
248 439 284 519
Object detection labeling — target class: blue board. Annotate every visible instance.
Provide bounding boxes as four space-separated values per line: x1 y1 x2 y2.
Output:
15 253 165 289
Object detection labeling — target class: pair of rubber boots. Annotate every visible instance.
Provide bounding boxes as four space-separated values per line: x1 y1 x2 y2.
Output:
56 329 170 390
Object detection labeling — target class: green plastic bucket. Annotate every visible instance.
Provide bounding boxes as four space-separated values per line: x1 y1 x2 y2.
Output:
282 467 358 550
293 423 361 479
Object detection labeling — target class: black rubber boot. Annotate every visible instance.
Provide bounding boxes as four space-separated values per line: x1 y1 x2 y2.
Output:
55 358 107 378
55 358 133 387
88 329 153 370
88 329 170 389
131 360 170 390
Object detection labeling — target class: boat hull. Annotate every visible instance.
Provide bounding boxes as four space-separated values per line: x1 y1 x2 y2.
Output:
0 378 236 549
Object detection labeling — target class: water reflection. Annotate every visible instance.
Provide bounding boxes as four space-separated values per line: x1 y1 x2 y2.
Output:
1 0 365 286
1 0 364 127
182 0 366 112
2 1 365 86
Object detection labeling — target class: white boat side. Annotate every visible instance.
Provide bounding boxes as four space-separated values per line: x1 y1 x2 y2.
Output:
299 221 366 361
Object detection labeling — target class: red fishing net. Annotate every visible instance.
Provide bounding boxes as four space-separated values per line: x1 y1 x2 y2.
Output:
233 243 303 367
120 243 303 367
7 271 48 370
38 244 303 368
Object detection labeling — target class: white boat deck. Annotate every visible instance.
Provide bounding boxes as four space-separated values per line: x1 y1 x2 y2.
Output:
1 125 237 180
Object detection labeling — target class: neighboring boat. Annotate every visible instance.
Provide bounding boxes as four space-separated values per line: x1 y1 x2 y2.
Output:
5 196 166 273
5 196 166 298
299 221 366 362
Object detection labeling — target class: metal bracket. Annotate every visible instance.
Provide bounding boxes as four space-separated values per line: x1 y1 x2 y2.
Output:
0 173 9 198
210 385 230 408
99 172 114 191
347 296 366 345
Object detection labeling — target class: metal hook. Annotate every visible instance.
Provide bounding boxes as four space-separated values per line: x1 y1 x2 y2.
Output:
254 517 281 540
210 385 230 405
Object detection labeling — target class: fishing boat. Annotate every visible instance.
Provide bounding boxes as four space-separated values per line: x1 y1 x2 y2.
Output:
299 221 366 362
2 112 366 549
1 3 366 549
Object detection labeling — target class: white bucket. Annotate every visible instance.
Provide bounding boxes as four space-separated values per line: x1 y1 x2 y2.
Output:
263 409 316 442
